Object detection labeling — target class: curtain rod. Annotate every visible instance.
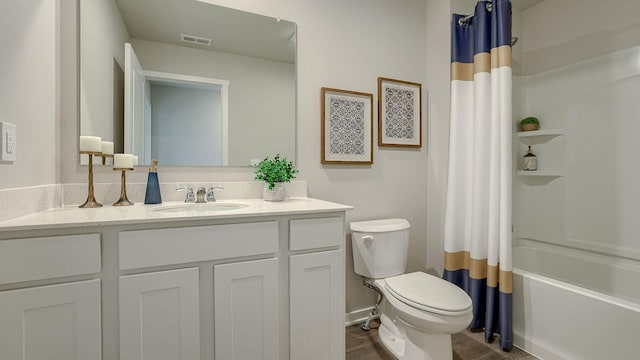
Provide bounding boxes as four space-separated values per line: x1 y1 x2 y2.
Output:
456 0 518 47
458 0 493 25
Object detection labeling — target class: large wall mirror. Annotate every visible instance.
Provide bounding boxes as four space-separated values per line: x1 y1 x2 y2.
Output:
80 0 296 166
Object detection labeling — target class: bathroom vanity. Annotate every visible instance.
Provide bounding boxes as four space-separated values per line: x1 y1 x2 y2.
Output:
0 198 351 360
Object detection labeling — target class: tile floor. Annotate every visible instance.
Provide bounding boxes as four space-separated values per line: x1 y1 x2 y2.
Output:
346 320 538 360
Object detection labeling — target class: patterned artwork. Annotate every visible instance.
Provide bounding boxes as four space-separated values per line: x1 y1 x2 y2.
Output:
329 98 365 155
321 88 373 164
378 77 423 147
384 87 415 139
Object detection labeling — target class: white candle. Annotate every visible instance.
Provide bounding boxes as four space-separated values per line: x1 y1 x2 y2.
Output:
101 141 114 155
131 155 138 166
80 136 102 152
114 154 134 169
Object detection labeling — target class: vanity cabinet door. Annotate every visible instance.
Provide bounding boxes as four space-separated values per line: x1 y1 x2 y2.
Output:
0 279 101 360
214 258 279 360
290 250 345 360
119 268 200 360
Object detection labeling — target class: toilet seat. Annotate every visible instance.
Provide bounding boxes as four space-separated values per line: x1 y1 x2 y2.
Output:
384 272 472 316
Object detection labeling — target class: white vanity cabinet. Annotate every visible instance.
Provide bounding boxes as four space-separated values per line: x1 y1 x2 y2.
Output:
0 199 350 360
289 218 346 360
214 258 280 360
0 280 102 360
290 251 345 360
0 234 102 360
119 268 201 360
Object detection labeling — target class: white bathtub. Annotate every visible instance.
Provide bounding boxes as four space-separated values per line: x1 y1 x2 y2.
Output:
513 239 640 360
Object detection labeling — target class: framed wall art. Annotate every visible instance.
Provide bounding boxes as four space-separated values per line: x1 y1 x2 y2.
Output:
321 87 373 164
378 77 422 148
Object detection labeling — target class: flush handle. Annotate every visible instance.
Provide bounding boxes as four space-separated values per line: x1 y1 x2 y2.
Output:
362 235 374 246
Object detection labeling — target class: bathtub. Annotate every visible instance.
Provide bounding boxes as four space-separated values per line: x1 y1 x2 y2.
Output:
513 239 640 360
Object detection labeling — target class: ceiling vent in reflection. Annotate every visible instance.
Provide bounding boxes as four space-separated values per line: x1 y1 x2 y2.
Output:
180 34 212 46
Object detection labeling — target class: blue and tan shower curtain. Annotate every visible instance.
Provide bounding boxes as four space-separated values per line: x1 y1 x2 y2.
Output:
443 0 513 351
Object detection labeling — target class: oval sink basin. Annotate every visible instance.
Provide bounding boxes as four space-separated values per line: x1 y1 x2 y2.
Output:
151 202 249 213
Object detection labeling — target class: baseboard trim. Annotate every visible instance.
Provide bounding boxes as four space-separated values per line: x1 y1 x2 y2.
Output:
344 306 379 327
514 332 561 360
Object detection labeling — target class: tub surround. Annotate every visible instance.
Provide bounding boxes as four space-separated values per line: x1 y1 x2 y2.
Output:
0 194 351 360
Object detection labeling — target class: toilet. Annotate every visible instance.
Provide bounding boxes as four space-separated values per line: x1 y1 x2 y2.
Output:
350 218 473 360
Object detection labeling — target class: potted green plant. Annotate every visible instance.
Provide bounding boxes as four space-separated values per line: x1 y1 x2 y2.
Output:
254 154 299 201
520 116 540 131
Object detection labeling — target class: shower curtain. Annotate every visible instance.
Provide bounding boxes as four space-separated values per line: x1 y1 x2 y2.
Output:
443 0 513 351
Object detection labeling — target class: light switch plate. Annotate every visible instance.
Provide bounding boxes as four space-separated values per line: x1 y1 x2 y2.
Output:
0 121 16 163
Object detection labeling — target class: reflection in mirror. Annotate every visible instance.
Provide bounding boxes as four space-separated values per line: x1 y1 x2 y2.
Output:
80 0 296 166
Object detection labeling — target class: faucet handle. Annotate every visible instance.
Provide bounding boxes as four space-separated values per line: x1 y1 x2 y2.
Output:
177 187 195 203
206 186 224 202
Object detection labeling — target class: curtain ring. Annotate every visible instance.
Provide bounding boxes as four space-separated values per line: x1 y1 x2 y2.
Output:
486 2 493 12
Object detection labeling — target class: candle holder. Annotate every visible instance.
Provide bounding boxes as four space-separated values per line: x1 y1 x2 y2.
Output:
113 167 134 206
79 151 103 208
100 154 114 166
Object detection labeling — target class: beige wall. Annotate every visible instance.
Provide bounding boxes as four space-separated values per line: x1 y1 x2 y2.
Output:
425 0 452 276
0 0 58 189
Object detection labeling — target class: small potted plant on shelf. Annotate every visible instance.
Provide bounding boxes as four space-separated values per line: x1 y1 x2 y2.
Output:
254 154 299 202
520 116 540 131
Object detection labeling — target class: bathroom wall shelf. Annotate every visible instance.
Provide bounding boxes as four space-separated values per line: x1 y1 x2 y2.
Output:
516 128 565 176
516 170 563 177
516 129 565 145
517 128 564 138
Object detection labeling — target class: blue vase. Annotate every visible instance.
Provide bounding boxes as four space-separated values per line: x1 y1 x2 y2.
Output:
144 172 162 204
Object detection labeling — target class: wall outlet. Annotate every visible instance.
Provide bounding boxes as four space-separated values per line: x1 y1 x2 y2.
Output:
0 121 16 163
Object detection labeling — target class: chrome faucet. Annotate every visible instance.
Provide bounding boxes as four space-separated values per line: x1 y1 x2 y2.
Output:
178 186 223 203
206 187 224 202
196 187 207 203
177 187 196 203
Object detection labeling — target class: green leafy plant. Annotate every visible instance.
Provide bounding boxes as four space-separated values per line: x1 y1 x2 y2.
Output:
520 117 539 125
254 154 299 190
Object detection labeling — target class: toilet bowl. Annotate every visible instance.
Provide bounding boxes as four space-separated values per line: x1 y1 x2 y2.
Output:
350 219 473 360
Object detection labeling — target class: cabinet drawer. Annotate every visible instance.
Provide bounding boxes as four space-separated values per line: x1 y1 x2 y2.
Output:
289 217 343 251
0 234 101 285
119 221 278 270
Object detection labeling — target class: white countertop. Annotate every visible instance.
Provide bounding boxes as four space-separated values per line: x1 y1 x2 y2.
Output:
0 197 353 232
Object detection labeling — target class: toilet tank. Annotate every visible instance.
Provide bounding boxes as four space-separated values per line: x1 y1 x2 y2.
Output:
350 218 410 279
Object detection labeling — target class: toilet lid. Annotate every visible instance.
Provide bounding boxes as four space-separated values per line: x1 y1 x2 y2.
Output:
384 272 472 316
350 218 410 233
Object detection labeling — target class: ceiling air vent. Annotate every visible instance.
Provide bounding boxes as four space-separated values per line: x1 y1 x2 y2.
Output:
180 34 212 46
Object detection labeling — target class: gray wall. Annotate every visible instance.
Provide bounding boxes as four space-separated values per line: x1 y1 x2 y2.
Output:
132 39 295 166
0 0 58 189
150 84 223 166
80 0 130 145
